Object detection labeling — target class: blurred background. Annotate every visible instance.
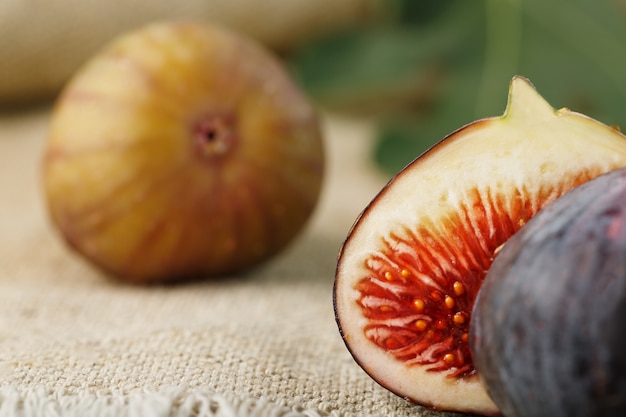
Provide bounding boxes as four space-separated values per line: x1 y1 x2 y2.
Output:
2 0 626 176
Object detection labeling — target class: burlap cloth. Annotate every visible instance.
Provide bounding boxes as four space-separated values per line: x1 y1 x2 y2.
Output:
0 109 473 416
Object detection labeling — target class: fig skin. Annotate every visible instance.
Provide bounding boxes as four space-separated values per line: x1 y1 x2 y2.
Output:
333 76 626 415
43 21 324 284
470 167 626 417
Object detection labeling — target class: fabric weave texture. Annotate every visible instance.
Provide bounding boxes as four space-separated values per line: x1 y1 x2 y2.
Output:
0 111 469 416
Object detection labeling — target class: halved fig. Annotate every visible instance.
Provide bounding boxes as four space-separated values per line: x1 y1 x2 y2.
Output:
333 76 626 415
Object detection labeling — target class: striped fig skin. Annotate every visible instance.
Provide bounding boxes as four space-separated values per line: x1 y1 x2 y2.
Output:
43 21 324 284
471 167 626 417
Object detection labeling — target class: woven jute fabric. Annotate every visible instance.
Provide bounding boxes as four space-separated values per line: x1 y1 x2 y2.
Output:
0 110 470 417
0 0 385 104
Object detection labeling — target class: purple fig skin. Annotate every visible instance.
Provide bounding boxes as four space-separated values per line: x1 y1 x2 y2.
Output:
470 167 626 417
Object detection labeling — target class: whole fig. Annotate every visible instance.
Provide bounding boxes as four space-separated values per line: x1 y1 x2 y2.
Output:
470 167 626 417
43 21 324 284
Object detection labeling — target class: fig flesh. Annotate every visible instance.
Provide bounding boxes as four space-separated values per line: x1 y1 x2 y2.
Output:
43 21 324 284
470 167 626 417
333 76 626 415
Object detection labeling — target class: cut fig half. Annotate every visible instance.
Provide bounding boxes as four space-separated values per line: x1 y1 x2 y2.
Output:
333 76 626 415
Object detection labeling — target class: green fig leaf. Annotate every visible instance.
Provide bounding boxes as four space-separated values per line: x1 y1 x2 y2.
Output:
289 0 626 175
